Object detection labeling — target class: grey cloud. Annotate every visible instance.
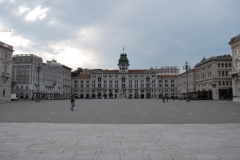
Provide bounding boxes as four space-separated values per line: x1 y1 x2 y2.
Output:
0 0 239 70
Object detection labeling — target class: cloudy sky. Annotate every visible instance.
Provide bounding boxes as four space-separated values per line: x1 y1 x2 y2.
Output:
0 0 239 72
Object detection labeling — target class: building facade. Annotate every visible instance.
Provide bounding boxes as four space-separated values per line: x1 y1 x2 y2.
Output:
177 68 196 98
229 34 240 101
72 53 178 99
62 65 72 99
195 55 232 100
12 54 71 100
0 41 14 102
155 66 180 76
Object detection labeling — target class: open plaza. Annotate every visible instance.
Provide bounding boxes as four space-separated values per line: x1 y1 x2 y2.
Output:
0 99 240 160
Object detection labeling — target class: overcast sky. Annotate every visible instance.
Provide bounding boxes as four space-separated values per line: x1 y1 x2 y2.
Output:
0 0 239 72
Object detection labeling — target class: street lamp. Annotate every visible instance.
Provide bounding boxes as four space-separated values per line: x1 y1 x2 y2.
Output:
161 75 164 102
183 61 191 102
36 63 41 102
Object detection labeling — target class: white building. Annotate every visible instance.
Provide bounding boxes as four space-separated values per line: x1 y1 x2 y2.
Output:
154 66 180 76
12 54 71 100
72 53 178 99
195 55 232 100
177 68 196 98
229 34 240 101
0 41 14 102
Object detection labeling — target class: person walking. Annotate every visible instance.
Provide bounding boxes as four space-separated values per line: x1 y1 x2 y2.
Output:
70 95 75 111
172 96 174 101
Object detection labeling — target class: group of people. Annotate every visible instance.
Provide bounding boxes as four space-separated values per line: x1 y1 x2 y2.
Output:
162 95 174 102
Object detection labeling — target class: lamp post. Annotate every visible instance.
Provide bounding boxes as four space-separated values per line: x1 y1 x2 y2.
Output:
183 61 191 102
36 64 41 102
161 75 164 102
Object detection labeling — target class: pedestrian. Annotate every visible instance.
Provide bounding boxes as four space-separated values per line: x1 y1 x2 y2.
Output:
172 96 174 101
70 95 75 111
166 95 168 102
163 96 165 103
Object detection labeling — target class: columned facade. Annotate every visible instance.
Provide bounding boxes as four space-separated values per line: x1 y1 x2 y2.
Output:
195 55 232 100
12 55 71 100
0 42 14 102
72 53 178 99
229 34 240 102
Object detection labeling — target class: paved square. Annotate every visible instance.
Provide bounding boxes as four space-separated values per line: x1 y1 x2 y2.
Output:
0 99 240 160
0 99 240 124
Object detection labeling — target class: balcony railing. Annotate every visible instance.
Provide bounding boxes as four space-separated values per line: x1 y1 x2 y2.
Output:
230 70 240 75
2 72 10 78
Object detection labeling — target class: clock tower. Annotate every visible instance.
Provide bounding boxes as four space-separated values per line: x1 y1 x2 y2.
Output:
118 53 129 73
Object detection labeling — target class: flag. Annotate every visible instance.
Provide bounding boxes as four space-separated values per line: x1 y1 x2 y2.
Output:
52 81 56 86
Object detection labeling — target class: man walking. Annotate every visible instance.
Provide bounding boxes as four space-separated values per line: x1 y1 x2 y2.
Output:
70 95 75 111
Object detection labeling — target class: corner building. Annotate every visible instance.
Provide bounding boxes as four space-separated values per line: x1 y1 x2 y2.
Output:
12 54 71 100
229 34 240 101
0 42 14 102
72 53 178 99
195 55 232 99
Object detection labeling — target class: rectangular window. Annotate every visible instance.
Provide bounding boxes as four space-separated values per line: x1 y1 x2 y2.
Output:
3 90 5 96
226 71 228 76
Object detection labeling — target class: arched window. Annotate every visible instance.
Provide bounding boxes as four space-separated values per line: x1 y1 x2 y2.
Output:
225 63 227 68
218 63 220 68
236 60 240 68
221 63 224 68
98 77 101 82
122 77 125 82
146 77 150 82
229 63 231 68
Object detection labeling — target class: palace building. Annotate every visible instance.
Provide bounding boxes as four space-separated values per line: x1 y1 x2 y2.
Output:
0 42 14 102
72 53 178 99
229 34 240 101
11 54 72 100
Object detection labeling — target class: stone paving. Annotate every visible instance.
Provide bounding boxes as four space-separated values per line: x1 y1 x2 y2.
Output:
0 99 240 159
1 123 240 160
0 99 240 124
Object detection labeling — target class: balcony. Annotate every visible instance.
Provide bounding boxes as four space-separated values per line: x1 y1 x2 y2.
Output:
2 72 10 78
230 70 240 75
